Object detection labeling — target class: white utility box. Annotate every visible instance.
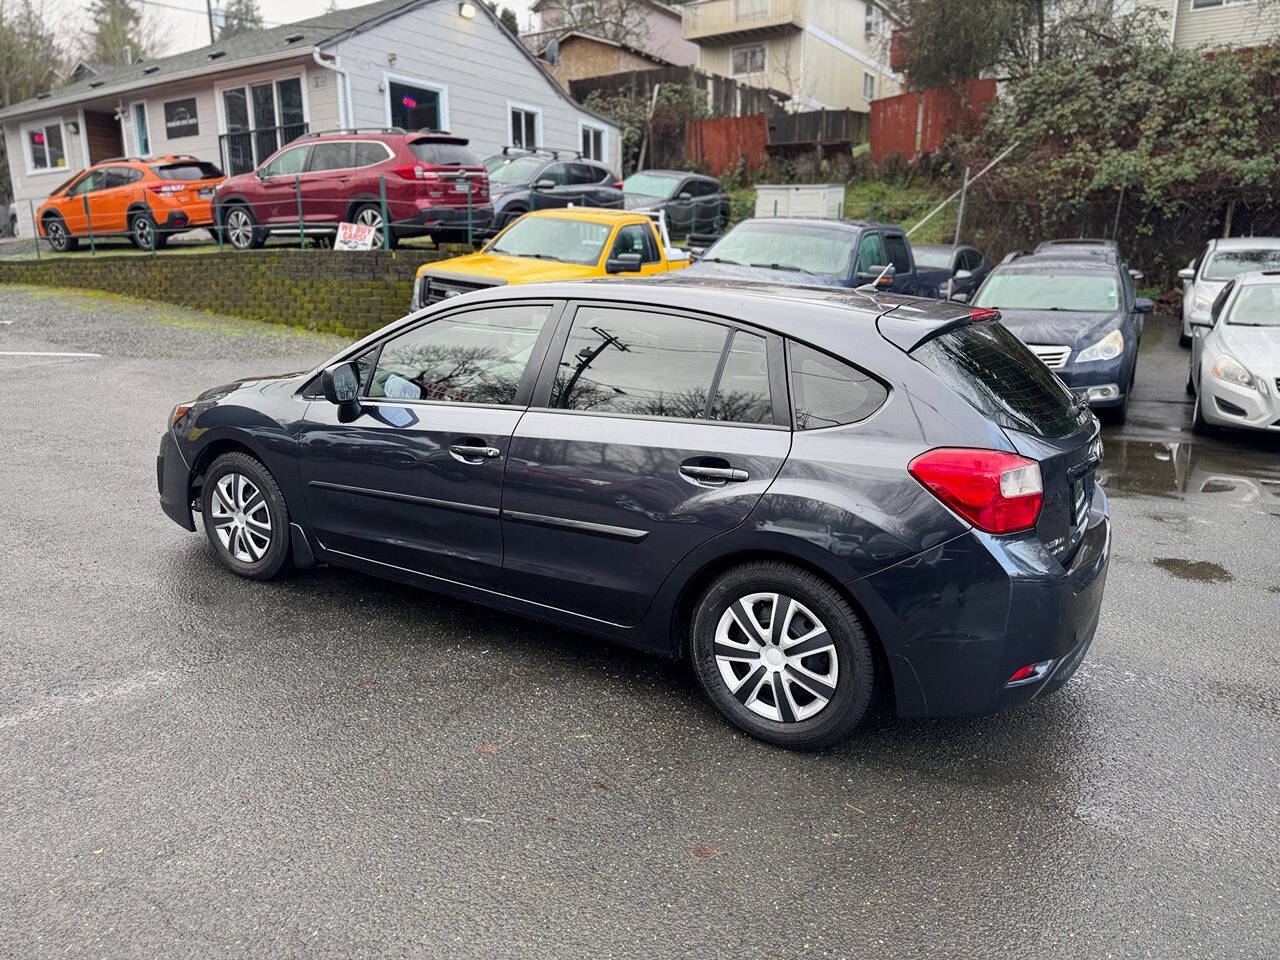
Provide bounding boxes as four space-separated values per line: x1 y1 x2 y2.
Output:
754 183 845 219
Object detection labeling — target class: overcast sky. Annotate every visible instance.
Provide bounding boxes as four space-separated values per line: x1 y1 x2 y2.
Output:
50 0 540 55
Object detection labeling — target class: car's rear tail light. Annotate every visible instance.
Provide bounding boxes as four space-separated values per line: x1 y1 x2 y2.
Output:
613 180 624 190
968 308 999 322
148 183 184 196
908 448 1043 534
394 163 441 180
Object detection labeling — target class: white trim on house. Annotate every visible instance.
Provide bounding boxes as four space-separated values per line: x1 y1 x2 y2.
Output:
18 115 71 176
577 117 608 162
130 99 150 155
507 99 543 149
381 70 451 131
77 108 90 167
804 23 903 84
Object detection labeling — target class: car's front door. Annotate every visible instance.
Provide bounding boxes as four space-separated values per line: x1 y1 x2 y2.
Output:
63 170 107 235
255 144 311 224
297 300 559 587
603 223 668 277
500 302 791 625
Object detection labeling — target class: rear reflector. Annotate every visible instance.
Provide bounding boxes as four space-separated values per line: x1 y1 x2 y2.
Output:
1006 659 1056 687
908 447 1043 534
968 308 999 322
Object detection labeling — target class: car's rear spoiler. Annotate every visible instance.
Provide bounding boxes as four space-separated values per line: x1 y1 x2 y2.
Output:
875 302 1000 352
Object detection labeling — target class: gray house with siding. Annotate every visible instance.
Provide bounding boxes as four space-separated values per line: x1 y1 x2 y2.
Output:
0 0 620 238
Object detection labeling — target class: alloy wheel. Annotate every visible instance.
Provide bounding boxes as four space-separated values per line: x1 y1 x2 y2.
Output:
355 207 385 244
133 216 154 250
209 472 272 563
226 209 254 249
713 592 839 723
46 220 67 251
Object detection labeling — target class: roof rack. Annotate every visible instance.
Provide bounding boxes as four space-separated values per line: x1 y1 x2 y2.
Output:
500 145 582 160
300 127 407 138
999 250 1031 265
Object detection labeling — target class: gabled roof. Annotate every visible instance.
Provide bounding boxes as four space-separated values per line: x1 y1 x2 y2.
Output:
0 0 420 122
532 29 676 66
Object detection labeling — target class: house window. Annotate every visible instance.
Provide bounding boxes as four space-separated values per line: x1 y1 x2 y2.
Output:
580 122 605 161
133 102 150 155
511 105 539 149
25 120 66 172
220 76 306 176
863 72 875 102
1191 0 1247 6
732 44 766 76
389 79 442 131
864 2 884 37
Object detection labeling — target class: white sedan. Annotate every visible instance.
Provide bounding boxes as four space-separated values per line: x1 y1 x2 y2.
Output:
1188 270 1280 434
1179 237 1280 345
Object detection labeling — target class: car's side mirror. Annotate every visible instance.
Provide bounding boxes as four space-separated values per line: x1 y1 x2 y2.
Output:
857 264 895 286
321 360 362 414
1178 266 1195 281
1134 297 1155 314
256 168 268 180
1129 269 1144 281
950 291 970 303
534 179 556 191
606 252 643 274
677 191 693 202
1190 315 1214 329
954 268 973 280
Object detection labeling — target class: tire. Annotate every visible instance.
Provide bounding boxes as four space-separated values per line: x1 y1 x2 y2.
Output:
199 451 291 581
1179 333 1191 348
223 205 263 250
43 216 77 253
129 212 167 250
1191 393 1215 437
690 561 875 749
352 203 398 250
1185 371 1195 396
499 207 526 229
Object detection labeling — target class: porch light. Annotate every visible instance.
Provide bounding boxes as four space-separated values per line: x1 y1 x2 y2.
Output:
458 1 476 17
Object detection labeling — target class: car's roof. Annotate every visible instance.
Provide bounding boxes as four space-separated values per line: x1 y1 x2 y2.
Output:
913 243 973 253
1210 236 1280 251
732 218 895 235
1036 238 1119 250
993 254 1115 274
1233 270 1280 286
522 208 655 225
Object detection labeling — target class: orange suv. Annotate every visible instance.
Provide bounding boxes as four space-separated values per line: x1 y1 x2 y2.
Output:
37 156 225 252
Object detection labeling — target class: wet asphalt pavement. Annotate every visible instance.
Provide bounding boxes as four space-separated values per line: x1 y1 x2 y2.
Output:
1 286 1277 959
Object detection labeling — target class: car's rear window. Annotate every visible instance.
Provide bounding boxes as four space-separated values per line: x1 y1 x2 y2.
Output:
150 162 223 181
409 141 479 166
913 322 1082 437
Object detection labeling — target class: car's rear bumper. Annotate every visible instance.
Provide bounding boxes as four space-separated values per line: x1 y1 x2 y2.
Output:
157 430 195 531
855 483 1110 718
398 204 493 236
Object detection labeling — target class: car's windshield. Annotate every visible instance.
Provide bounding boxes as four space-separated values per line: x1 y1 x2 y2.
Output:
1202 248 1280 282
485 156 544 186
622 172 683 199
702 223 855 277
974 270 1119 311
913 248 952 269
487 216 612 265
1226 284 1280 327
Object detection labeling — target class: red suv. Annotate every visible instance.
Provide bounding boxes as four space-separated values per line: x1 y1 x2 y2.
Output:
213 130 492 250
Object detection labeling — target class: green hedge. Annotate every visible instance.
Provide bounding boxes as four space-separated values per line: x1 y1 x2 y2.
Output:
0 248 460 337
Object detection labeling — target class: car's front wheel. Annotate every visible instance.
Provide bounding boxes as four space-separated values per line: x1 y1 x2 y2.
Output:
43 216 77 253
199 451 291 580
1191 393 1216 436
690 561 875 749
223 205 263 250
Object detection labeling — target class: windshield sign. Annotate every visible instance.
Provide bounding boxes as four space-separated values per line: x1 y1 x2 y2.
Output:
1202 249 1280 282
1227 284 1280 327
702 223 855 278
974 271 1119 312
488 217 612 265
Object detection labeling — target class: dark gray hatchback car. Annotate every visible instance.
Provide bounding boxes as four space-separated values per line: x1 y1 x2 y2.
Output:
158 279 1110 748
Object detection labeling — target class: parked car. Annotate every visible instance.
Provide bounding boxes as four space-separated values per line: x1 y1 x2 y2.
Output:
912 243 990 298
214 130 492 251
157 278 1109 749
969 250 1153 423
1187 271 1280 435
622 170 730 238
483 148 622 230
36 155 224 252
683 218 941 297
1178 237 1280 346
410 208 690 309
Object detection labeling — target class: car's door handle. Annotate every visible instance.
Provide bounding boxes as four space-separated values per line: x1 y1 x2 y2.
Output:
680 464 748 483
450 443 501 462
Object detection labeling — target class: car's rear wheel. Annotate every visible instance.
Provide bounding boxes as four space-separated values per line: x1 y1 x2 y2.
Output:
130 212 167 250
353 203 398 249
690 561 875 749
223 205 263 250
200 452 291 580
43 216 77 253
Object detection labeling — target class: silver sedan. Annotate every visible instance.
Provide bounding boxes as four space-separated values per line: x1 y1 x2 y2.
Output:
1188 270 1280 434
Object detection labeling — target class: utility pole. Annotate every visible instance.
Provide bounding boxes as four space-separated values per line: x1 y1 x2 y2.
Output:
559 327 628 404
206 0 217 44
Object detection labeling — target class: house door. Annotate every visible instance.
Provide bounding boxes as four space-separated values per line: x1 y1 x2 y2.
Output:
82 110 124 164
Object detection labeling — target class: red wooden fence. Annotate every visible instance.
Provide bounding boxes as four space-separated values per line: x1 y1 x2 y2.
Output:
686 114 770 177
870 78 997 164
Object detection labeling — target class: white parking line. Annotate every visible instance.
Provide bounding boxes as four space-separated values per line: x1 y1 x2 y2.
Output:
0 350 102 358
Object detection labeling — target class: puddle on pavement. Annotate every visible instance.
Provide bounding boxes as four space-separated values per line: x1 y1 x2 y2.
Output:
1097 438 1280 504
1153 557 1234 583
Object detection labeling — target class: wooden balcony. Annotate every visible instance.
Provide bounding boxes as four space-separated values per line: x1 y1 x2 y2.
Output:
682 0 805 43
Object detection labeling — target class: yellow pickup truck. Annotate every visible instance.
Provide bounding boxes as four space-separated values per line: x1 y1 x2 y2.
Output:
410 208 689 310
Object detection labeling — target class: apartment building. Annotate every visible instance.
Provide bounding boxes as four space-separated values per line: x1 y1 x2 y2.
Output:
681 0 902 111
1138 0 1280 49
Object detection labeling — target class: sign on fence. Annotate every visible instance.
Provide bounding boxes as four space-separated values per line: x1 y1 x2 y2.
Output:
334 221 377 251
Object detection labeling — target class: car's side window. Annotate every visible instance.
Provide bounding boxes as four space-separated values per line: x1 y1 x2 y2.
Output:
367 304 551 405
105 167 142 189
567 163 601 185
857 232 887 273
790 342 888 430
884 235 912 274
549 307 729 419
611 224 660 263
262 146 309 178
308 141 354 173
709 331 772 425
1210 280 1234 324
353 142 389 167
1120 265 1136 308
540 163 568 186
68 171 108 197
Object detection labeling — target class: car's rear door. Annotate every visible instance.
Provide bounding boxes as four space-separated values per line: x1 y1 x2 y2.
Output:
499 301 791 625
303 140 355 224
91 166 140 234
297 300 560 588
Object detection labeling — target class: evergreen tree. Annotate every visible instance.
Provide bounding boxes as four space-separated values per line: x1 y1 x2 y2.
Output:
85 0 152 66
0 0 65 202
220 0 264 41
